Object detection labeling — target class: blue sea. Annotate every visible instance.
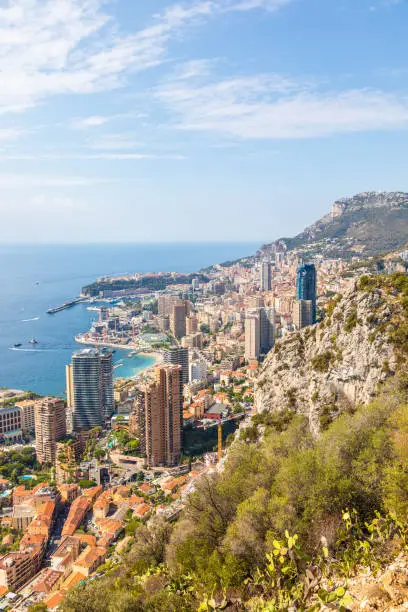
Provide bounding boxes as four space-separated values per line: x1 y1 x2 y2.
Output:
0 243 258 396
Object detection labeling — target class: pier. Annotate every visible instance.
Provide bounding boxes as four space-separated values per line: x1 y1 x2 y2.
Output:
46 297 86 314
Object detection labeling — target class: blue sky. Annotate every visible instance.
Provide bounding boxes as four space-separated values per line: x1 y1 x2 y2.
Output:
0 0 407 243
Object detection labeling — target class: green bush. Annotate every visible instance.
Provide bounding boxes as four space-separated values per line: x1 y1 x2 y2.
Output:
344 308 359 332
78 479 97 489
358 275 378 291
311 351 334 372
59 383 408 612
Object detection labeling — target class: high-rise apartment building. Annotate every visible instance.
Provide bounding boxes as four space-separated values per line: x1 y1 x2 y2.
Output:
163 346 189 386
245 310 261 361
296 264 317 323
15 400 37 434
260 261 272 291
293 300 313 329
181 332 203 350
66 364 74 409
100 352 114 424
157 365 183 466
170 300 188 338
189 360 208 383
186 315 198 335
245 307 275 361
157 295 177 317
0 406 22 443
260 307 275 354
136 365 182 466
68 349 114 432
35 398 67 465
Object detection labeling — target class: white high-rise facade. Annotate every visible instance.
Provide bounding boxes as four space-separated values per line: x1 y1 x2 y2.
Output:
189 360 208 383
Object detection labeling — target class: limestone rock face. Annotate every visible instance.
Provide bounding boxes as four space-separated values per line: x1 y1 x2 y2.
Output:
255 282 399 435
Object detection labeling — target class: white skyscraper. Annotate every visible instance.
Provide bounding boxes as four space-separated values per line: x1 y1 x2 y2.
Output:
189 360 208 383
245 310 261 361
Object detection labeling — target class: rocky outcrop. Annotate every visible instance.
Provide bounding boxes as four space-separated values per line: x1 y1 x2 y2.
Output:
255 281 401 435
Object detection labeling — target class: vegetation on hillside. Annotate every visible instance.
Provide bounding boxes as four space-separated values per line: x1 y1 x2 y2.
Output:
59 381 408 611
82 273 209 297
56 275 408 611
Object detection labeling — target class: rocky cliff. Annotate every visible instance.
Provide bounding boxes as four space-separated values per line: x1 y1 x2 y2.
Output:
255 275 408 434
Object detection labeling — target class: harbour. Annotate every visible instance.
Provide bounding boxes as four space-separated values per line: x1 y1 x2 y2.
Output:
46 297 86 314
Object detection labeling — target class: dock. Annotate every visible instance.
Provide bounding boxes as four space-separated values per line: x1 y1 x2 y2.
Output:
47 298 86 314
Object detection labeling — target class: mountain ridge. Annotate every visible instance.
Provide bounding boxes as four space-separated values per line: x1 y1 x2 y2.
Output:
258 190 408 261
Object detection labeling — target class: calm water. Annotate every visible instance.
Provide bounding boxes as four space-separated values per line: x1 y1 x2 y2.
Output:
0 243 258 396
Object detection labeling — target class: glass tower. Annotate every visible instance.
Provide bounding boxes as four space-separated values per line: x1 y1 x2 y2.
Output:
71 348 114 431
296 264 317 323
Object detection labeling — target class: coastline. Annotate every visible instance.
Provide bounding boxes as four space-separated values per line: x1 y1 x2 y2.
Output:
74 335 162 377
1 242 256 395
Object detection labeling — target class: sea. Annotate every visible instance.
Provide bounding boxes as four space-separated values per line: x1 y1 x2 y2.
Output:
0 242 259 396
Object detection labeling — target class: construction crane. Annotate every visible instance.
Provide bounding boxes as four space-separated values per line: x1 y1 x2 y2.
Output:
197 413 246 462
218 420 223 462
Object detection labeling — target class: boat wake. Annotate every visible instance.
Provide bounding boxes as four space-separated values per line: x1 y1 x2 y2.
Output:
10 347 57 353
21 317 40 322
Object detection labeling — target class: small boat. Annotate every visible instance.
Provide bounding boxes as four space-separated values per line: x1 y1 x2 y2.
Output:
14 343 22 348
28 338 38 345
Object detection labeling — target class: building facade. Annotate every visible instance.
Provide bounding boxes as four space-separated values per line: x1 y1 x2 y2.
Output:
245 310 260 361
296 263 317 323
136 365 182 466
163 346 189 386
0 406 22 443
189 360 208 383
245 307 275 361
260 261 272 291
15 400 37 434
68 349 114 431
260 307 275 354
293 299 313 329
35 398 67 465
170 301 188 339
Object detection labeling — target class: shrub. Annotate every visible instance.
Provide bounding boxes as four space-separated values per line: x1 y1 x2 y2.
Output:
311 351 334 372
358 275 378 291
344 308 359 332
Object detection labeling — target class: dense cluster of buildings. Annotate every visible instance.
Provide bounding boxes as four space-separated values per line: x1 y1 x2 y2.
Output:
0 247 359 606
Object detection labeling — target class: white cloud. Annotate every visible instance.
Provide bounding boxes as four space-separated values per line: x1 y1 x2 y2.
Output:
155 70 408 139
70 116 112 129
30 194 80 211
0 0 292 116
0 174 110 188
0 128 25 140
0 152 185 161
224 0 292 11
86 152 185 160
86 133 143 150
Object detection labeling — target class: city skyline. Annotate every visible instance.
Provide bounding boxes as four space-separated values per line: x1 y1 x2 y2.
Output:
0 0 407 243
